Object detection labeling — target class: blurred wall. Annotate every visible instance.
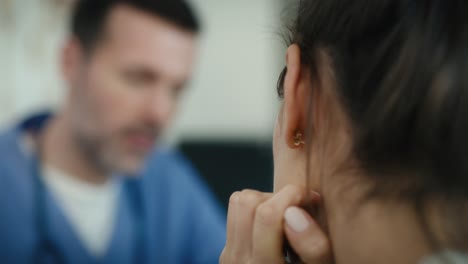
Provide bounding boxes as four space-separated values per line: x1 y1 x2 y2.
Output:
0 0 285 143
168 0 284 143
0 0 69 127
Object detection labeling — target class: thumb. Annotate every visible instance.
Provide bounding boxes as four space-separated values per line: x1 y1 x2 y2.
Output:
283 207 333 264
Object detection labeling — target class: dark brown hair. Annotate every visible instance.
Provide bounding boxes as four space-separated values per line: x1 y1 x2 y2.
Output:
71 0 200 52
278 0 468 251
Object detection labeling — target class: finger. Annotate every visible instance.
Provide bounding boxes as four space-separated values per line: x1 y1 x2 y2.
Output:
251 185 308 263
231 190 272 258
224 191 241 251
284 206 332 264
219 248 226 264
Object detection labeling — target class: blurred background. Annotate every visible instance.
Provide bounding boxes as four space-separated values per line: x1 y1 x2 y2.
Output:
0 0 289 209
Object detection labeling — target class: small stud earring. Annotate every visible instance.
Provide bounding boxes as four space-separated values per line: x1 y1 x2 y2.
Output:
294 131 305 147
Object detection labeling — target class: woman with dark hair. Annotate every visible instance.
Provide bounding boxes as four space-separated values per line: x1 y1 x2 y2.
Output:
220 0 468 263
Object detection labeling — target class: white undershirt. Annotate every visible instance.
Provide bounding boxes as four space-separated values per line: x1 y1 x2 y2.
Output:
41 166 120 257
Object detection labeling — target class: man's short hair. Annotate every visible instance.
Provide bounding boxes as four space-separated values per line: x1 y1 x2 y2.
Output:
71 0 200 52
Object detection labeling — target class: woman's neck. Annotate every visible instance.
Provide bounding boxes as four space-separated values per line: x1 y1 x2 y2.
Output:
323 176 433 264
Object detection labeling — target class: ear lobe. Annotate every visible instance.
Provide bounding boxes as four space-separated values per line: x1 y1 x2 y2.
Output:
282 44 310 149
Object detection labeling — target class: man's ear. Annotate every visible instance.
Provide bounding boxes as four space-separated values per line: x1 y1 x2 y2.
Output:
61 38 85 86
282 44 312 149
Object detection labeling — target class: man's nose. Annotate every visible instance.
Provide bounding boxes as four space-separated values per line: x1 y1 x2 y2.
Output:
144 87 174 125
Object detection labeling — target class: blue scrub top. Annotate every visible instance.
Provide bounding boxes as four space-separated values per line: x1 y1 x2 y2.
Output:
0 113 226 264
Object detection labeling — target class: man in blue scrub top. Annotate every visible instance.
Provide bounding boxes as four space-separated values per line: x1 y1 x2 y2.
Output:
0 0 225 263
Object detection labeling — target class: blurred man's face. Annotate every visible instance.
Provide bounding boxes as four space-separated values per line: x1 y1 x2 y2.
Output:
63 5 196 174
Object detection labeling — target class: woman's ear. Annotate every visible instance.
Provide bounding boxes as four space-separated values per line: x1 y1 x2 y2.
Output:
282 44 312 149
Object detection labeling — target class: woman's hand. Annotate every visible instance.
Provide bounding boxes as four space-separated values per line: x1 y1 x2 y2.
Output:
219 185 333 264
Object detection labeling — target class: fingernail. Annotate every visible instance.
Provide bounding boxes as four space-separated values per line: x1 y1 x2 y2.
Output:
284 207 310 233
230 192 240 203
309 191 322 201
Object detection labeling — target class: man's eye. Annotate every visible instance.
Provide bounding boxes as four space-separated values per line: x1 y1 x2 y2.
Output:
123 71 155 86
171 85 185 98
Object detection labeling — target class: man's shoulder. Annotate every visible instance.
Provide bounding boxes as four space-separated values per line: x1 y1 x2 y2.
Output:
0 112 49 163
0 127 21 164
0 125 17 143
143 147 200 182
146 146 186 166
140 146 216 199
0 126 34 203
